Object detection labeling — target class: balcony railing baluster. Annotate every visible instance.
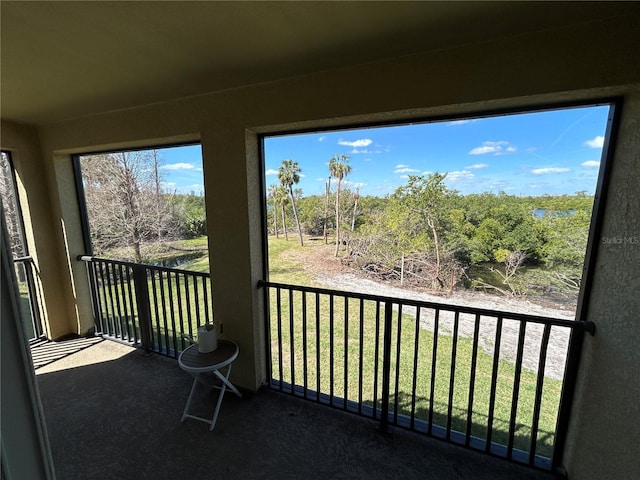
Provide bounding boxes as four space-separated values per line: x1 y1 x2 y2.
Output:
446 311 460 441
302 291 308 400
428 308 440 435
289 288 295 392
12 256 45 340
257 279 595 473
77 259 594 474
410 306 421 430
466 314 481 446
78 256 213 358
276 287 283 391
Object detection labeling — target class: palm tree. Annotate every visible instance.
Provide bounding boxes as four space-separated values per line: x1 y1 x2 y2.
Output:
275 186 289 241
278 159 304 246
329 154 351 256
267 185 279 238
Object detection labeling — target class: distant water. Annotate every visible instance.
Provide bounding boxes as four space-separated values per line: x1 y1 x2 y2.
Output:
533 209 577 218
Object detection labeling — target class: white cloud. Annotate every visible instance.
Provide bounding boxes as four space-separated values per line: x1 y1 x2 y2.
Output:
465 163 488 169
584 136 604 149
395 164 408 168
160 181 176 188
318 136 326 142
350 148 381 154
531 167 571 175
160 162 195 170
338 139 373 148
468 141 516 156
265 169 278 175
446 170 474 181
581 160 600 168
394 167 420 174
342 180 367 188
447 119 477 126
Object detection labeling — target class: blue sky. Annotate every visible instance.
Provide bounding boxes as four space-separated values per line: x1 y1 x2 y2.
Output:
264 105 610 197
156 105 609 197
156 144 205 195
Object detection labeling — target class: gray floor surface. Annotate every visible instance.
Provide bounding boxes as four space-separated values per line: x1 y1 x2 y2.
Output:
35 339 559 480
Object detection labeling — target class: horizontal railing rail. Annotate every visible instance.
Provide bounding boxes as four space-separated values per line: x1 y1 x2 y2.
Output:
13 255 45 340
258 279 594 473
79 255 212 358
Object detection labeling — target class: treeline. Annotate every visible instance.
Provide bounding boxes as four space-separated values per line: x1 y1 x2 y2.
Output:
81 151 206 262
268 166 593 297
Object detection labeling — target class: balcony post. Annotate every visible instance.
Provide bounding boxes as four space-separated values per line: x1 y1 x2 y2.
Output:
132 265 153 352
379 300 393 433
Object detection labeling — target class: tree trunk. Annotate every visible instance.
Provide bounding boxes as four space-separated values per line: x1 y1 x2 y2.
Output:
152 150 162 241
427 217 440 287
132 227 142 263
334 178 342 257
351 187 359 231
323 177 331 245
273 198 279 238
289 186 304 246
281 203 288 241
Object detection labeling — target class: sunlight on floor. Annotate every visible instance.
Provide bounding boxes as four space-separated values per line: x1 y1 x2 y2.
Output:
34 338 135 374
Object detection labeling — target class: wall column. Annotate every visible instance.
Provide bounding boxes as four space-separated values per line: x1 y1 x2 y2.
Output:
201 125 266 391
1 121 85 339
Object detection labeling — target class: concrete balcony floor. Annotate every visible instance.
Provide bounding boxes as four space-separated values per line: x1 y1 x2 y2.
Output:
35 339 558 480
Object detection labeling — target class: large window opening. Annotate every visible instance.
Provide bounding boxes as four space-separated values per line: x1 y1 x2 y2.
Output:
262 102 613 318
259 102 616 465
75 144 208 271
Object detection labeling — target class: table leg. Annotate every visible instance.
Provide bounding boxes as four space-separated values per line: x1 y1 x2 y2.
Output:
180 364 242 431
181 376 200 423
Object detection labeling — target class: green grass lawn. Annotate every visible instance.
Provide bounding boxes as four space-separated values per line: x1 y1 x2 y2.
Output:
265 235 562 459
92 234 562 459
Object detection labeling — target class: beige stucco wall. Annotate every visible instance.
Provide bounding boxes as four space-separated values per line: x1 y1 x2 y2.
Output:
2 12 639 477
563 88 640 479
0 121 82 338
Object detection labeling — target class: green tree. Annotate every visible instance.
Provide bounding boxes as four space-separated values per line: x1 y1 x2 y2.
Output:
392 173 450 282
297 195 326 236
278 160 304 245
329 154 351 256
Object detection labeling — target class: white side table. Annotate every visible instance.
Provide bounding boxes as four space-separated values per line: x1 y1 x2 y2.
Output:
178 339 242 431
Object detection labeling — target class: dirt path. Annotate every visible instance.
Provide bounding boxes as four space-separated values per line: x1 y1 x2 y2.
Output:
287 242 575 380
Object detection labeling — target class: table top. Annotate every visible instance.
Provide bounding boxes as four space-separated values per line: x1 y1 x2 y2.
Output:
178 339 239 373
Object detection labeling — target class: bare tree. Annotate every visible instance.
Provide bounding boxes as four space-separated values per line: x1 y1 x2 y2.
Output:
351 187 360 231
80 150 179 262
474 250 528 296
1 153 28 259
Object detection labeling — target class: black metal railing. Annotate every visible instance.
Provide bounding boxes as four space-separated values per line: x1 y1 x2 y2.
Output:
13 255 45 340
258 279 595 473
79 256 213 357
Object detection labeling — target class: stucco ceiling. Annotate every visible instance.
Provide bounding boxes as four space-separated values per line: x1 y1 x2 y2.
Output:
1 1 637 125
